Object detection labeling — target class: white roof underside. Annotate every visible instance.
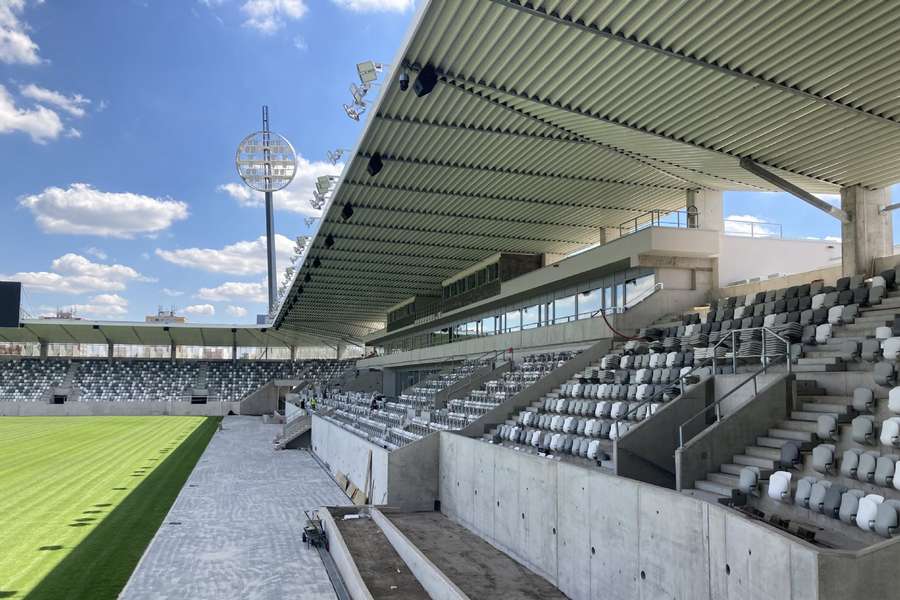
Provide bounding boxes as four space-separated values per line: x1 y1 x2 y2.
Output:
276 0 900 343
0 320 324 348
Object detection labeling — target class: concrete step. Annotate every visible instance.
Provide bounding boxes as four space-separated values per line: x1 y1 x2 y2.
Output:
707 472 740 487
859 304 900 316
694 479 733 497
720 463 744 476
757 436 791 449
792 363 846 372
779 419 818 433
796 357 842 366
802 350 854 359
745 445 781 460
769 427 814 443
791 410 835 422
797 393 849 403
800 401 851 415
832 330 871 340
733 454 776 470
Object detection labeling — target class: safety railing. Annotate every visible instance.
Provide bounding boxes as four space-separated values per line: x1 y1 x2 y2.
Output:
617 210 693 238
676 327 792 448
611 326 791 441
723 219 783 239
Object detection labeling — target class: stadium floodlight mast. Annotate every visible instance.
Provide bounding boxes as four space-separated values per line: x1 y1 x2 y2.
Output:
235 106 298 316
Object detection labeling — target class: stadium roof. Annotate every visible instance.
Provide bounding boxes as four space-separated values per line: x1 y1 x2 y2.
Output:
0 320 326 349
276 0 900 343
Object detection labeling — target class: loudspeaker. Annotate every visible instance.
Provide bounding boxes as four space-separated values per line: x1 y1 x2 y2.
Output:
341 202 354 220
304 273 311 283
367 153 383 176
324 234 334 248
414 64 437 97
312 257 321 268
0 281 21 328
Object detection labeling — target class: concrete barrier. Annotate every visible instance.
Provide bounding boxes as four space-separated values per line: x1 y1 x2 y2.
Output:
439 432 900 600
371 509 469 600
0 400 237 417
319 508 374 600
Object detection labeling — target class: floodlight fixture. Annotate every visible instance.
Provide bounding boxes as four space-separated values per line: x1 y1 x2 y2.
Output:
315 175 337 196
343 103 364 121
304 216 317 227
327 149 349 165
357 61 384 85
350 82 369 106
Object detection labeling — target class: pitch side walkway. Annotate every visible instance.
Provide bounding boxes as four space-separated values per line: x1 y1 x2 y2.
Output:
120 416 349 600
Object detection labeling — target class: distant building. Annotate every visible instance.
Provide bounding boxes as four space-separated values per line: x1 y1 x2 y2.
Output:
146 307 186 324
41 308 83 321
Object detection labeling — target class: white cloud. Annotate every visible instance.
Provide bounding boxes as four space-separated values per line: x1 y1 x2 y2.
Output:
156 234 293 276
331 0 413 11
0 0 41 65
240 0 307 33
69 293 129 318
0 84 63 143
20 183 189 238
197 280 267 303
218 155 343 217
723 214 781 237
162 287 184 297
814 193 841 207
1 253 150 294
20 84 91 118
184 303 216 316
85 247 107 260
64 127 81 139
292 35 306 51
227 305 248 317
803 235 842 243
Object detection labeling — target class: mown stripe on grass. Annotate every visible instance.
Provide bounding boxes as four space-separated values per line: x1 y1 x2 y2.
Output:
0 416 219 600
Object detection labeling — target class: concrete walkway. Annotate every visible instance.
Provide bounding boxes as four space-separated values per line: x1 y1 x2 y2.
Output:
120 416 349 600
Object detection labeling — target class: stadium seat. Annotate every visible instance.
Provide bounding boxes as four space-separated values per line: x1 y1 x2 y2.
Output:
767 471 792 501
856 494 884 532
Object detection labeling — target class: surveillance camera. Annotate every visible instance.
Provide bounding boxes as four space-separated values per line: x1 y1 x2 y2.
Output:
398 71 409 91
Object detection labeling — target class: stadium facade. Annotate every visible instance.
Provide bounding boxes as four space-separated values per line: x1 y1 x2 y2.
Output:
4 1 900 598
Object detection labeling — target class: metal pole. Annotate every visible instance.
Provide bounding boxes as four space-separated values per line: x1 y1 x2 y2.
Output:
731 329 737 374
262 106 277 315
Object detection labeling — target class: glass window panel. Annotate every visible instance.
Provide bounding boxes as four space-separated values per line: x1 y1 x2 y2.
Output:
522 305 540 328
555 295 576 322
505 309 521 332
579 289 602 318
615 283 625 310
481 316 495 336
625 274 656 308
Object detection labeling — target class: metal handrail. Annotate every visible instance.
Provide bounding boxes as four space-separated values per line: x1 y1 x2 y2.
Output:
616 210 693 238
611 326 791 439
677 361 774 449
589 282 664 320
676 327 793 448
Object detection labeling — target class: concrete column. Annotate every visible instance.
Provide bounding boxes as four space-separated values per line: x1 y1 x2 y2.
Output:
170 341 176 362
336 343 346 360
841 185 893 276
290 345 297 361
107 342 114 360
231 329 238 363
39 341 48 359
686 189 724 231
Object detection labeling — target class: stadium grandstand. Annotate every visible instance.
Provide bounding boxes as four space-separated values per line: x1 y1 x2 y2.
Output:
5 1 900 599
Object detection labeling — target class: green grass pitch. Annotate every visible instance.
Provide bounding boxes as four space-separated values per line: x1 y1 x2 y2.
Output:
0 416 219 600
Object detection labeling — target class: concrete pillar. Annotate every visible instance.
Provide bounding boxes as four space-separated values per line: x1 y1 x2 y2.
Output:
107 342 114 360
290 345 297 361
231 329 238 363
686 189 724 231
841 185 893 276
39 341 48 359
170 341 176 362
336 343 346 360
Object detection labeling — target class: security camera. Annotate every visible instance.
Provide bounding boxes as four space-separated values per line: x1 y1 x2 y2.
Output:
398 71 409 91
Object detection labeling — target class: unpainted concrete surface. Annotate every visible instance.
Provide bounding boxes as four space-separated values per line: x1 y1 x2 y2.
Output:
385 511 567 600
330 507 428 600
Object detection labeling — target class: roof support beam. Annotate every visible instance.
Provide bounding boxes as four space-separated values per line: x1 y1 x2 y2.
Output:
739 158 850 223
491 0 900 131
429 67 804 190
360 152 686 192
338 179 673 215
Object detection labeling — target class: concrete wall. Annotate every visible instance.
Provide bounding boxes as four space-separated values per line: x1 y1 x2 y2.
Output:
312 415 391 505
717 265 843 300
719 236 842 287
311 414 439 511
439 432 824 600
676 375 793 490
615 377 713 486
0 400 236 416
872 252 900 276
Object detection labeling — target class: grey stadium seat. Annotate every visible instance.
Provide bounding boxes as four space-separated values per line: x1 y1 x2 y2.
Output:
816 415 837 441
875 456 896 487
858 452 878 482
812 444 836 474
853 387 874 412
841 448 863 478
852 415 876 445
874 501 900 537
822 484 847 519
839 489 866 524
809 481 832 513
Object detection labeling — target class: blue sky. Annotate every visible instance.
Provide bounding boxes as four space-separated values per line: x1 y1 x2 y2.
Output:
0 0 415 322
0 0 898 324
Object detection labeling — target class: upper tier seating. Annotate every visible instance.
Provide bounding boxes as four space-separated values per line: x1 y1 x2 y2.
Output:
0 359 70 401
